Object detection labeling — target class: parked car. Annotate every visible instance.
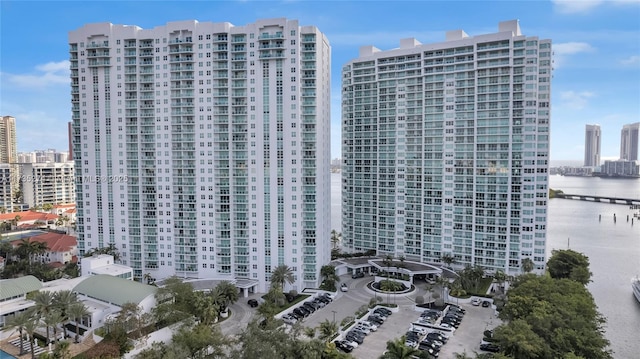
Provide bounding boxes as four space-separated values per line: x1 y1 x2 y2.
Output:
423 338 444 348
341 283 349 292
410 326 427 335
418 345 439 357
302 303 316 313
367 315 384 325
323 293 335 301
482 300 491 308
374 307 392 316
358 320 378 331
305 301 320 309
419 340 440 351
297 306 311 316
282 315 297 325
480 343 500 353
334 340 355 353
405 339 418 348
316 296 331 304
471 298 482 306
352 271 365 279
354 325 370 335
426 332 448 343
447 304 466 313
345 333 363 345
247 299 259 307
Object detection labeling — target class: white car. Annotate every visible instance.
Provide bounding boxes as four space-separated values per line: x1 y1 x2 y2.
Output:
353 325 370 335
358 320 378 331
471 298 482 306
343 339 358 348
341 283 349 292
439 322 455 330
410 326 427 335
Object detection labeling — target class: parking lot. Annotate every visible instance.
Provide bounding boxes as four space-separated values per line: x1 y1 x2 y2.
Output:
348 303 501 359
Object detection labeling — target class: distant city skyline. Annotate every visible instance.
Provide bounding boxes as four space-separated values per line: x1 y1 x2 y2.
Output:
1 1 639 160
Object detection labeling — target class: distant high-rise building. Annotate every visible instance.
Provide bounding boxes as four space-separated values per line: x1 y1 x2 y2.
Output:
69 19 331 291
0 116 19 212
584 124 601 167
342 20 551 274
0 116 17 164
20 162 76 208
620 122 640 161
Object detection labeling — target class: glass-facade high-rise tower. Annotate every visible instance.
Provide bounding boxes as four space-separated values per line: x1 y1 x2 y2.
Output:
69 19 331 292
584 124 601 167
341 20 551 274
620 122 640 161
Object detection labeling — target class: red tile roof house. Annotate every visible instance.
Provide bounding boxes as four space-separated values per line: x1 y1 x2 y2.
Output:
10 232 78 267
0 210 63 230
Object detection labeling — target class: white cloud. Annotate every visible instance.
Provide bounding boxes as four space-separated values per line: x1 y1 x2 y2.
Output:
553 42 595 68
620 55 640 65
559 91 596 110
552 0 640 14
552 0 603 14
3 60 70 89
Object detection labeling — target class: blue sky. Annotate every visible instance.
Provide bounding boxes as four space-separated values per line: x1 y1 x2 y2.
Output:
1 0 639 161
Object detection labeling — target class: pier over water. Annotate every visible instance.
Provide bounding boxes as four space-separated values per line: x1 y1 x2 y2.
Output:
554 193 640 205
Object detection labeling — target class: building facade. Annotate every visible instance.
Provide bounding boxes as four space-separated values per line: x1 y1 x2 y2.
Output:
0 116 17 164
600 160 640 177
20 162 76 208
69 19 331 291
584 124 601 167
342 20 551 274
0 116 18 213
620 122 640 161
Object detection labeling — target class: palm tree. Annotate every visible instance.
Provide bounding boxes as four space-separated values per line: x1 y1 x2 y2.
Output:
270 265 295 291
304 327 316 339
33 291 55 342
53 290 78 339
330 230 341 249
53 340 71 359
68 302 89 343
193 291 219 325
440 254 456 268
43 311 64 347
6 311 34 356
318 319 338 342
521 257 535 273
215 281 239 312
16 238 38 264
23 315 40 359
381 336 422 359
320 265 339 291
493 270 508 294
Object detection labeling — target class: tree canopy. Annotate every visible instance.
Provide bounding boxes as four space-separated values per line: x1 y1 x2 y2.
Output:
546 249 592 285
493 250 611 359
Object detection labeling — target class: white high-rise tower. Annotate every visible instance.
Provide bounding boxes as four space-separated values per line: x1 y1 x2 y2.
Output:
584 124 601 167
69 19 331 292
342 20 551 274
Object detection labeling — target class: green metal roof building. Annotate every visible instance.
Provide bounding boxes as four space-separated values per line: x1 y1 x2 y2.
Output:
0 275 42 302
73 274 157 307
